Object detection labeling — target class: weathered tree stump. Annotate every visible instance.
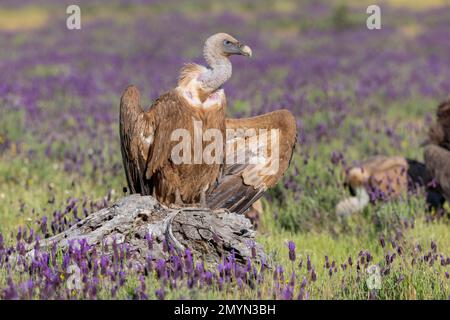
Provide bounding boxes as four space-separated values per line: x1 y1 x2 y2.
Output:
29 194 268 268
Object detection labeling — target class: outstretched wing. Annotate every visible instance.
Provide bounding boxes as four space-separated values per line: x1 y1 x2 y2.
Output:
119 85 155 194
207 109 297 215
120 86 190 197
424 144 450 203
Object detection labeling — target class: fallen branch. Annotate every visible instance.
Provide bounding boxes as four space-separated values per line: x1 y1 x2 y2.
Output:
27 194 268 268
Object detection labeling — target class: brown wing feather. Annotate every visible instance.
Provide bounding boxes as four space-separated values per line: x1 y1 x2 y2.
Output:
207 109 297 214
120 86 185 196
424 144 450 203
144 92 188 180
120 85 154 194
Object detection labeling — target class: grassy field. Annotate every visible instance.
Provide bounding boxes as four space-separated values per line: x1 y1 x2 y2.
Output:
0 0 449 299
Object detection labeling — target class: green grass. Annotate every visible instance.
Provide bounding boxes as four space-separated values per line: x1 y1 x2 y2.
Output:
1 118 448 299
2 91 448 300
0 0 449 300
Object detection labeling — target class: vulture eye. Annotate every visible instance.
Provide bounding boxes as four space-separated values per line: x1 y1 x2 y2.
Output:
223 40 232 46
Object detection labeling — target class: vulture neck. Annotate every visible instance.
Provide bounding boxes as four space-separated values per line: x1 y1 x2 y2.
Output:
201 48 232 93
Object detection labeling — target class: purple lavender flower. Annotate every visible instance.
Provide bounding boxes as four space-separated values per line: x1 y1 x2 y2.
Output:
287 241 296 262
380 236 386 249
155 288 165 300
307 255 312 271
310 268 317 282
431 241 437 252
282 285 293 300
145 233 153 250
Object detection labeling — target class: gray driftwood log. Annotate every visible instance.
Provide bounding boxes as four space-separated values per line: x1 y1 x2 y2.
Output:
30 194 268 267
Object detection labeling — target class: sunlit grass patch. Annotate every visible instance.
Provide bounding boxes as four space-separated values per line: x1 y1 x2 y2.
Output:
26 64 70 78
384 0 450 9
340 0 450 10
0 6 48 31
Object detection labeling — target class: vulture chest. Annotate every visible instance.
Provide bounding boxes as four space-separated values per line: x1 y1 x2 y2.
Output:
157 96 227 204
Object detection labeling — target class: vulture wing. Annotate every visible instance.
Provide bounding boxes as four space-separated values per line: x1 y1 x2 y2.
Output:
207 109 297 215
120 85 154 194
424 144 450 203
119 85 182 195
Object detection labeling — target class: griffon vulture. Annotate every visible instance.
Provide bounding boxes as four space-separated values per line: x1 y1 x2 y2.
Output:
424 96 450 206
120 33 297 215
336 155 445 216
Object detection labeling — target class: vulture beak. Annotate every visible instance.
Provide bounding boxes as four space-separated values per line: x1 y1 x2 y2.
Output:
238 44 252 57
224 41 252 57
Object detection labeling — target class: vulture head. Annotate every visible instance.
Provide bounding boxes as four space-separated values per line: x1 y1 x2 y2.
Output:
204 33 252 60
178 33 252 102
428 96 450 150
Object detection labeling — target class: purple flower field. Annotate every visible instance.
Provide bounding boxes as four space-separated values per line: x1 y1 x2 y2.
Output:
0 0 449 299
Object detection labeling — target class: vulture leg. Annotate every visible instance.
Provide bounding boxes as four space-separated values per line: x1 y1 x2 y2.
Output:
174 189 184 206
199 190 207 208
171 189 207 209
